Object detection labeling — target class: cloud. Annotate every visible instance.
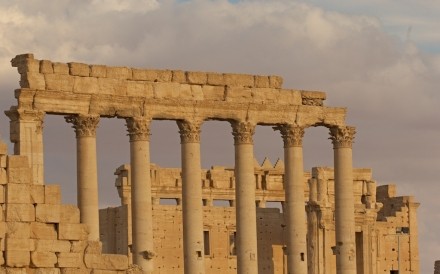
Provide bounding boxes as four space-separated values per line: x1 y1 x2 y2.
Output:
0 0 439 272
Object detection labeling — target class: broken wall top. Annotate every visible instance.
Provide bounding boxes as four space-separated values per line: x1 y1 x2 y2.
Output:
9 53 347 127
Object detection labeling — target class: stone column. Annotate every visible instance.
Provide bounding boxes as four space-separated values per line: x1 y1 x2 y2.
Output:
126 117 154 273
275 125 307 274
65 114 100 241
329 126 357 274
231 121 258 274
5 107 45 184
177 120 205 274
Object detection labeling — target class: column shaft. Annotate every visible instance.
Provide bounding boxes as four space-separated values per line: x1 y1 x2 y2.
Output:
127 117 154 273
77 136 100 240
66 114 100 241
178 121 205 274
330 126 357 274
232 122 258 274
275 125 307 274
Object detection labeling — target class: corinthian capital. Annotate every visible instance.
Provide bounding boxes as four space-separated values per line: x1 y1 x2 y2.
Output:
273 124 305 147
231 121 255 145
126 117 151 142
329 126 356 149
65 114 100 138
177 120 202 143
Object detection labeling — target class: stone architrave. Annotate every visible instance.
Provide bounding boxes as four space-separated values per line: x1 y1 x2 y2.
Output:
65 114 100 241
126 117 154 273
5 107 45 184
232 121 258 274
329 126 357 274
274 124 307 274
177 119 205 274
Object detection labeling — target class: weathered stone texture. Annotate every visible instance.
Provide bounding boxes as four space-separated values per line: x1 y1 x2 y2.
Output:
99 163 420 274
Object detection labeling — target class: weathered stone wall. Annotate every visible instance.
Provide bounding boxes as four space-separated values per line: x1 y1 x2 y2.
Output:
100 161 419 274
0 140 138 273
435 261 440 274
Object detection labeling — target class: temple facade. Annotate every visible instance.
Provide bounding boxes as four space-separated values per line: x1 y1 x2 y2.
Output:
100 161 419 274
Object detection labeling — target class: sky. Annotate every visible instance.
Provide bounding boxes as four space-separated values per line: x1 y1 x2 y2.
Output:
0 0 439 272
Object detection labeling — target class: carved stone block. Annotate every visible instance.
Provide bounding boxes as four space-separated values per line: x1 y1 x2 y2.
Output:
186 71 207 85
106 66 131 80
60 205 80 224
32 240 70 253
90 65 107 78
6 203 35 222
39 60 54 74
84 254 128 270
31 251 57 267
31 185 45 204
68 62 90 77
202 85 225 101
45 74 74 92
35 204 60 223
254 75 270 88
58 223 88 241
57 252 82 268
30 223 57 240
6 222 30 239
207 72 224 86
224 73 254 87
6 184 30 204
73 76 99 94
5 250 30 267
53 62 69 75
44 185 61 205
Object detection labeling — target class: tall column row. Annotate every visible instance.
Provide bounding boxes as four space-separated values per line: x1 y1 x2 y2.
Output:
59 115 357 274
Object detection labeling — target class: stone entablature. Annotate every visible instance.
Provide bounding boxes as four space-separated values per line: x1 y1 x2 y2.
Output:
9 53 342 126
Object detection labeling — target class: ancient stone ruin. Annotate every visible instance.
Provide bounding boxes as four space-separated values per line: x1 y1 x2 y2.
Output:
1 53 420 273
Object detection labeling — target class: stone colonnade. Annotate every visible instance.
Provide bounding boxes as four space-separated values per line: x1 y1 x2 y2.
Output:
5 110 358 274
58 113 357 274
7 54 358 274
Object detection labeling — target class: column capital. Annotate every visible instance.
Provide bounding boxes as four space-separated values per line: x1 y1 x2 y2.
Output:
5 108 45 134
177 120 202 144
126 117 151 142
329 126 356 149
65 114 100 138
231 121 255 145
273 124 305 147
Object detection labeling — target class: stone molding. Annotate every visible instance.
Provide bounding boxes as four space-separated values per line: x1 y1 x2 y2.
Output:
231 122 255 145
329 126 356 149
177 120 201 144
5 108 45 135
273 124 305 147
126 117 151 142
65 114 100 138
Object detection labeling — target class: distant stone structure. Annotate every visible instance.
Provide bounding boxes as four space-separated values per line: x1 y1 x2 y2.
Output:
435 261 440 274
100 161 419 274
1 53 420 273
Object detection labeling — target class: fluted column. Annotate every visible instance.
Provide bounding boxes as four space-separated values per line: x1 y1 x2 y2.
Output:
231 121 258 274
65 114 100 241
274 125 307 274
5 107 45 184
329 126 357 274
177 120 205 274
126 117 154 273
